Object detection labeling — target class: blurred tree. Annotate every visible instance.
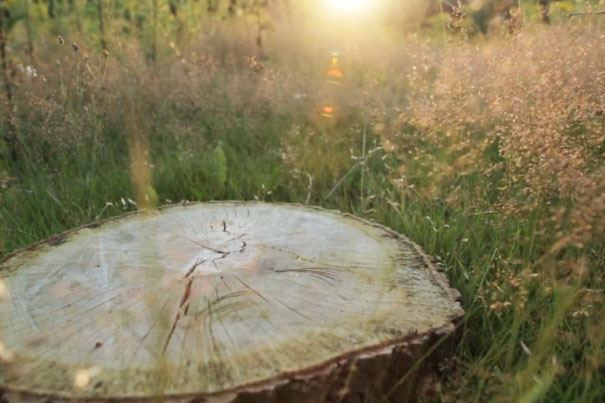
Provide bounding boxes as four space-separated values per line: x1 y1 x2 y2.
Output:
208 0 219 13
46 0 55 18
0 0 19 160
68 0 82 32
538 0 550 23
97 0 107 50
228 0 237 15
24 0 35 64
170 0 178 17
152 0 158 63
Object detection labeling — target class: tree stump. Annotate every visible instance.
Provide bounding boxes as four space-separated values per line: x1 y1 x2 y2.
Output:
0 203 463 402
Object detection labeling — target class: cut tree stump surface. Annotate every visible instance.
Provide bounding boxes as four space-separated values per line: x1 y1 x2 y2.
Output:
0 202 463 401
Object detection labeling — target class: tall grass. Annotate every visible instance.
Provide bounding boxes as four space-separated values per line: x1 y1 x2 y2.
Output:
0 7 603 402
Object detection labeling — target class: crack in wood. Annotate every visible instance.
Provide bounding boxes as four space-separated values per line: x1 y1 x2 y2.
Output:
194 290 252 318
132 296 171 360
232 274 269 303
220 276 274 332
164 274 197 354
232 274 315 322
185 259 204 278
274 267 339 282
164 245 246 354
254 243 315 263
186 238 227 255
207 299 219 356
214 285 236 348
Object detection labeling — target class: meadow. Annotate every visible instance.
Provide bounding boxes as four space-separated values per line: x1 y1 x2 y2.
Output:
0 0 604 401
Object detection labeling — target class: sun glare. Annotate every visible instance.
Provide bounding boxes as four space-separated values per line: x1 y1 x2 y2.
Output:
327 0 371 13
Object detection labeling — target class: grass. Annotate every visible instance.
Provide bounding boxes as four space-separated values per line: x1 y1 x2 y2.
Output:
0 4 604 402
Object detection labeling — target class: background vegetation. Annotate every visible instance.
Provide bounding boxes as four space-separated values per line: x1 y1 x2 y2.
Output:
0 0 604 401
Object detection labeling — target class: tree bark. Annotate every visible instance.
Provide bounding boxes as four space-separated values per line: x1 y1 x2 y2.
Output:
169 0 178 17
47 0 56 19
538 0 550 24
97 0 108 51
24 0 35 65
0 4 19 160
0 203 463 402
151 0 158 63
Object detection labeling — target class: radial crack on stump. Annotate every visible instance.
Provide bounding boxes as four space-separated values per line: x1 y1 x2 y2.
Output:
0 202 463 402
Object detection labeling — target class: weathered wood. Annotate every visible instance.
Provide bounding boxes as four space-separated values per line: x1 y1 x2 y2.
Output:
0 202 463 402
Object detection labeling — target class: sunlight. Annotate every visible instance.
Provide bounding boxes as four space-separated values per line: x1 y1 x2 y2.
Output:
327 0 371 14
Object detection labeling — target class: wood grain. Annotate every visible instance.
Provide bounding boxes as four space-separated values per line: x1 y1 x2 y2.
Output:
0 202 463 401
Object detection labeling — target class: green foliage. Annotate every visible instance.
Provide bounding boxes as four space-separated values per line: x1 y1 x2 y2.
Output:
211 143 228 194
0 0 26 33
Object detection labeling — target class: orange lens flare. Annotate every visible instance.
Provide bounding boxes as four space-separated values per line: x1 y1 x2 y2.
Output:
328 68 343 78
322 106 334 114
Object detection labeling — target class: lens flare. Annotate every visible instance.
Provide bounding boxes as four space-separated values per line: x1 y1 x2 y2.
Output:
323 106 334 114
328 68 343 78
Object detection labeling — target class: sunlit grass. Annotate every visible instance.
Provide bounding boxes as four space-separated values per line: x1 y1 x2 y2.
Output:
0 6 603 402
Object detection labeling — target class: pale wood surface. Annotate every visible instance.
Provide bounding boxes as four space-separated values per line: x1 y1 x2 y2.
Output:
0 202 462 400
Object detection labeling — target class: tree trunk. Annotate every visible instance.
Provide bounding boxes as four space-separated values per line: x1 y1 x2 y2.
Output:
228 0 237 16
207 0 218 14
169 0 178 17
0 4 19 160
97 0 107 51
0 203 463 402
538 0 550 24
47 0 56 19
151 0 158 63
24 0 35 65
